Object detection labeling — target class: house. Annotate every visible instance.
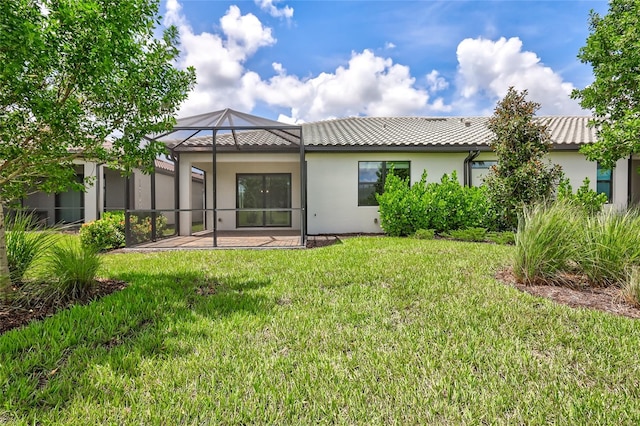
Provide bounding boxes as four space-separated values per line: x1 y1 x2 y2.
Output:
20 159 204 228
150 109 636 240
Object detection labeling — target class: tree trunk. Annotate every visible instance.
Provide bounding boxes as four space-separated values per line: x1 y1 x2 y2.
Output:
0 198 11 295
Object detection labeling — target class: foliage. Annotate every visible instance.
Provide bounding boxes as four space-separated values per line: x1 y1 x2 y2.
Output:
622 267 640 307
5 212 58 285
377 170 493 236
425 171 493 232
556 177 608 215
484 87 563 230
413 229 435 240
514 203 580 285
571 0 640 169
376 172 429 237
486 231 515 245
0 0 196 280
129 213 169 244
514 203 640 286
44 240 101 301
80 211 167 250
576 209 640 286
442 227 488 242
80 212 126 252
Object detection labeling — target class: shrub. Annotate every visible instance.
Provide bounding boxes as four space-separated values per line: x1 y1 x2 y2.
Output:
443 227 487 242
486 231 515 245
484 88 564 230
80 212 125 251
514 203 581 285
377 172 429 237
80 210 167 250
377 170 493 237
426 172 493 233
5 211 58 284
557 177 607 215
129 212 168 244
45 240 101 301
413 229 435 240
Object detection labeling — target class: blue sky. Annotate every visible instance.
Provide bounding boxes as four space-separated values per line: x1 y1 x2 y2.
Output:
161 0 608 122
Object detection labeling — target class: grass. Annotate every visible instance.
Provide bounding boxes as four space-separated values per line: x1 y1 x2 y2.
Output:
2 237 640 424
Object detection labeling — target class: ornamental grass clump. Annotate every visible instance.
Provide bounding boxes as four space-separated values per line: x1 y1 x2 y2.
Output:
45 240 101 301
6 211 58 285
622 266 640 307
514 203 580 285
576 209 640 286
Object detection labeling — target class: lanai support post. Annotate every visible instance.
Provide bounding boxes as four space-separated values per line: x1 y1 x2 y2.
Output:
151 165 156 241
213 130 218 248
299 130 306 246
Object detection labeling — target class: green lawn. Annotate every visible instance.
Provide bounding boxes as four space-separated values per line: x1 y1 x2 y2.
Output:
2 237 640 424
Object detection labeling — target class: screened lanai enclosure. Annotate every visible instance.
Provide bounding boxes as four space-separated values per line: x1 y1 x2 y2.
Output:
129 109 306 248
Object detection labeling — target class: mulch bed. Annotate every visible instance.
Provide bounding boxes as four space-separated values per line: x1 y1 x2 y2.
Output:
496 268 640 319
0 279 127 335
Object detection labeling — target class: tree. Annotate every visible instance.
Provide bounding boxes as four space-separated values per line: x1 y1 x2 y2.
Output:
571 0 640 169
0 0 196 291
484 88 563 230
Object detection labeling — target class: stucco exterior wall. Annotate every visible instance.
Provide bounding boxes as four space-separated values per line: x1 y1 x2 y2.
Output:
306 151 468 235
473 151 629 209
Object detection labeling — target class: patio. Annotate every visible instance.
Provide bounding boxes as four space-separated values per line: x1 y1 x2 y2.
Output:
130 230 306 249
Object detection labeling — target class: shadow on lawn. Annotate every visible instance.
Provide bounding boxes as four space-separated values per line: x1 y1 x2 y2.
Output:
0 270 273 417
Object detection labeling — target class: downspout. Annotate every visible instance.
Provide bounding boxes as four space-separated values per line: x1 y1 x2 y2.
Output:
463 150 480 187
628 155 633 207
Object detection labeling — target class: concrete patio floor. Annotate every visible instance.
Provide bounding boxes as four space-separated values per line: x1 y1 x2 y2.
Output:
130 230 307 250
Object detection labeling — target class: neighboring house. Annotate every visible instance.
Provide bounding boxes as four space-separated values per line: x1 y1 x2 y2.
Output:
20 159 204 227
153 109 636 237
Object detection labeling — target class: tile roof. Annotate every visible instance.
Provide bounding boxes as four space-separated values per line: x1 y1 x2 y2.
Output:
303 116 596 149
164 116 596 151
154 159 204 181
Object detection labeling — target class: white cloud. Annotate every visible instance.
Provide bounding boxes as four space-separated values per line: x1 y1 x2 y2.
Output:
164 1 276 116
426 70 448 93
455 37 586 115
255 0 294 19
252 50 436 121
165 0 447 121
385 42 396 50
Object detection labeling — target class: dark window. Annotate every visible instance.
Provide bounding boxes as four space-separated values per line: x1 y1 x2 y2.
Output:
597 163 612 203
470 161 497 169
237 174 291 227
55 173 84 223
358 161 410 206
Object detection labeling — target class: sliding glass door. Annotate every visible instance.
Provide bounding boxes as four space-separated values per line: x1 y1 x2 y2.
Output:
237 174 291 227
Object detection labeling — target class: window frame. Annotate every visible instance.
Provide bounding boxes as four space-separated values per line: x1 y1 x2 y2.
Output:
358 161 410 207
596 162 613 203
236 173 292 228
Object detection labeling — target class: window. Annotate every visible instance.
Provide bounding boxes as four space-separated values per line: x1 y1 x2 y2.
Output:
470 160 497 187
470 161 497 170
358 161 410 206
237 174 291 227
597 163 613 203
55 173 84 223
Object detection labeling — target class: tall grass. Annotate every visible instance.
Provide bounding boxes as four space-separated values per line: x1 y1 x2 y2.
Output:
514 203 580 285
515 203 640 292
44 240 101 300
577 209 640 286
6 211 58 284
